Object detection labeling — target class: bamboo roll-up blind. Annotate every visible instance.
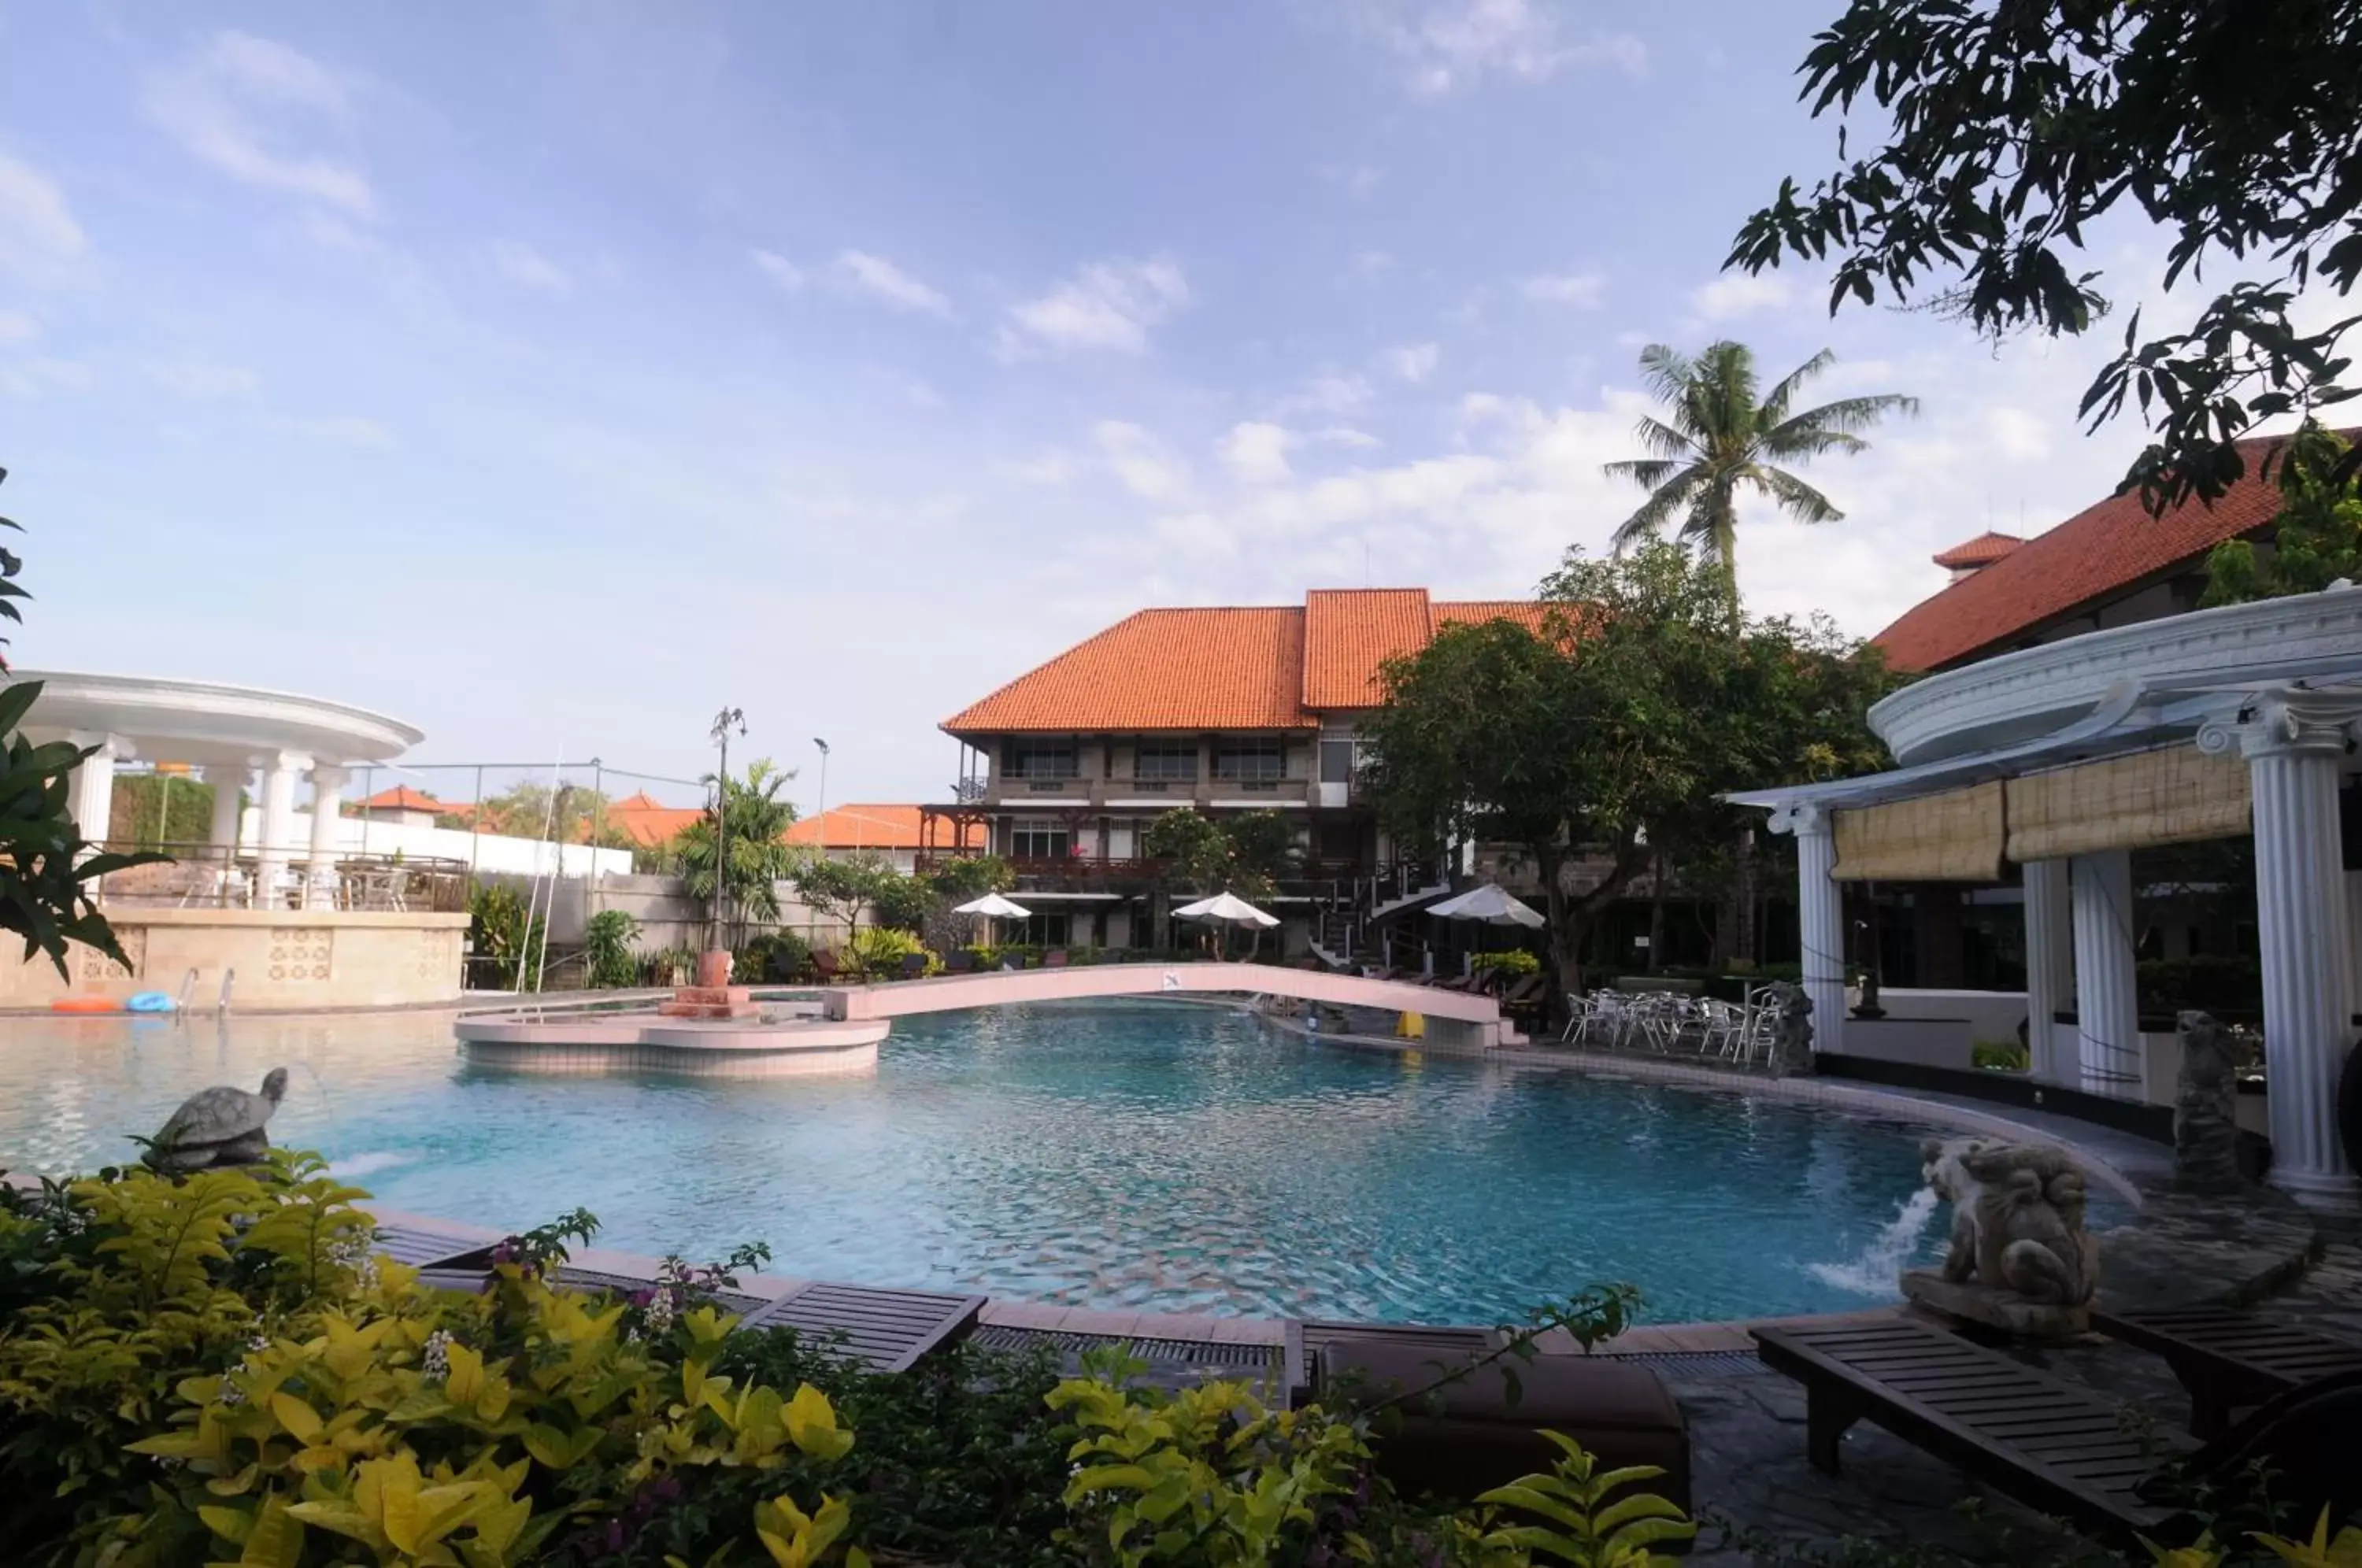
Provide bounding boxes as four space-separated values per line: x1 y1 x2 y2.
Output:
2005 745 2250 862
1831 781 2006 881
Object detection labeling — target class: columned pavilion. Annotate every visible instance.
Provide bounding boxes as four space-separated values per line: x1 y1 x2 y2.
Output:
1731 586 2362 1210
16 670 422 907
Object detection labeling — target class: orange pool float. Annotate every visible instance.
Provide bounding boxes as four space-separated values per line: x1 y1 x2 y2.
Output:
50 995 122 1014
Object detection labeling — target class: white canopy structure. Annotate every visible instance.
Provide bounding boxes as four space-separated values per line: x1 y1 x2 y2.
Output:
1173 892 1280 927
1727 586 2362 1211
1428 883 1546 928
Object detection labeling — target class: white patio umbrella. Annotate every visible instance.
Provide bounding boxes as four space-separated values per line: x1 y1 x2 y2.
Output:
953 892 1031 945
1426 883 1546 928
1172 890 1279 960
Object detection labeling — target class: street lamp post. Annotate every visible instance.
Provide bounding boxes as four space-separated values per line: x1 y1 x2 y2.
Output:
709 706 745 954
813 738 831 855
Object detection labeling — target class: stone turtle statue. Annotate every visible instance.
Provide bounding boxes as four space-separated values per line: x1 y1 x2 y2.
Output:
1918 1135 2099 1307
146 1067 288 1173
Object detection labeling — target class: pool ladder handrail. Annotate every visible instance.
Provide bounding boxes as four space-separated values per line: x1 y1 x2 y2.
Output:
217 968 235 1015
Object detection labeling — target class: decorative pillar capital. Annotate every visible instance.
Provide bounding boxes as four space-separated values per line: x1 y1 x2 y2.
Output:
266 749 315 775
66 730 135 762
2197 688 2362 763
309 761 349 792
1768 799 1833 838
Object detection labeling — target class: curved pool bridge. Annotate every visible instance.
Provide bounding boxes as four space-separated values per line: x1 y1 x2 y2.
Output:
822 960 1514 1046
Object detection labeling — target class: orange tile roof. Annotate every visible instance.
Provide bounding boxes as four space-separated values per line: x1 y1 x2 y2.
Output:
1875 437 2293 671
357 786 451 815
784 804 983 851
945 607 1312 733
942 590 1549 734
1931 531 2024 569
1303 589 1435 708
602 790 706 848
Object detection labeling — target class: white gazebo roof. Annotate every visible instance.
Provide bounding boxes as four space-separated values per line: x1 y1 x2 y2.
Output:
1729 586 2362 815
9 669 423 768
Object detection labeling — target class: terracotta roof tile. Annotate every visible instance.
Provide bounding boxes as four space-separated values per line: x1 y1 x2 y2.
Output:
1875 436 2294 671
1303 588 1433 709
942 590 1551 734
1930 531 2025 569
944 607 1312 733
1435 599 1558 636
784 804 983 851
357 786 450 815
602 792 705 848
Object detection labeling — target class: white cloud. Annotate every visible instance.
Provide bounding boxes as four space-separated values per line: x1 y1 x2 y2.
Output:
1985 405 2051 461
863 366 944 409
1001 256 1189 356
0 152 88 275
1381 0 1646 97
1386 342 1440 383
1220 421 1295 485
997 450 1077 486
144 361 258 398
750 248 806 293
0 357 96 398
145 32 376 219
1277 373 1373 416
1316 426 1382 449
1689 271 1792 322
1351 249 1395 278
1094 420 1192 501
1320 164 1384 202
0 311 37 346
835 250 952 317
489 239 572 294
1520 272 1605 306
276 413 395 448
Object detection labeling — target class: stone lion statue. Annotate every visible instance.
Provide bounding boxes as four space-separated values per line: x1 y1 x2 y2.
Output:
1762 981 1815 1077
1919 1136 2099 1307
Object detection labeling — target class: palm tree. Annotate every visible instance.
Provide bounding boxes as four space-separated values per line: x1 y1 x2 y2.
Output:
1604 341 1916 605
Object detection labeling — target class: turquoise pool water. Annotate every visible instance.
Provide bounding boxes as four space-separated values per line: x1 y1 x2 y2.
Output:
0 1001 2088 1324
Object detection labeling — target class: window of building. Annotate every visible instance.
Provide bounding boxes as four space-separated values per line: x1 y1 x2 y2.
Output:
1318 738 1358 785
1214 741 1284 782
1134 742 1198 781
1009 819 1072 859
1016 912 1071 947
1004 740 1079 779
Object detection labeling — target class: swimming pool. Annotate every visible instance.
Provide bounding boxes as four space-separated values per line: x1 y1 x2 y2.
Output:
0 1000 2081 1324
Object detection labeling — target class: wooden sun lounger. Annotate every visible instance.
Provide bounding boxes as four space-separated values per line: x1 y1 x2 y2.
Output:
737 1281 987 1373
1753 1317 2198 1544
370 1222 488 1268
1283 1318 1492 1407
2093 1306 2362 1437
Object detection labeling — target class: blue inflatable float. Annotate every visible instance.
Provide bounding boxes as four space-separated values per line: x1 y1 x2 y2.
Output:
124 991 176 1014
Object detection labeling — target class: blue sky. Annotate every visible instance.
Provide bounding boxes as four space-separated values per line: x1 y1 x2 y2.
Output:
0 1 2231 808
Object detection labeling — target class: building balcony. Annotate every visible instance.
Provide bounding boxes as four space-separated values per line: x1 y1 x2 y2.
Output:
979 777 1319 809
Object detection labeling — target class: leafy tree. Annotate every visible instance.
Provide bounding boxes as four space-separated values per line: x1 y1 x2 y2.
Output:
1142 808 1298 901
466 782 635 849
1605 341 1914 603
673 759 798 943
792 852 894 939
2203 423 2362 605
871 868 936 933
1360 542 1894 1000
0 470 161 976
1731 0 2362 511
109 774 222 851
923 853 1012 901
581 908 643 988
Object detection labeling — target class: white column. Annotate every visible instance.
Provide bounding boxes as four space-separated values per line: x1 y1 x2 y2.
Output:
2023 858 2074 1084
255 750 309 908
207 761 246 859
2069 848 2142 1097
1773 801 1845 1056
306 763 347 908
2205 695 2361 1207
65 730 128 849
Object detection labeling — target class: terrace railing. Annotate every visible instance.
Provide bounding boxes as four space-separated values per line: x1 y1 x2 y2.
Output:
90 839 472 914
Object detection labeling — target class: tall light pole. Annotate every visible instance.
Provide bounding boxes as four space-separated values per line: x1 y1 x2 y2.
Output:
813 738 831 856
709 706 745 952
